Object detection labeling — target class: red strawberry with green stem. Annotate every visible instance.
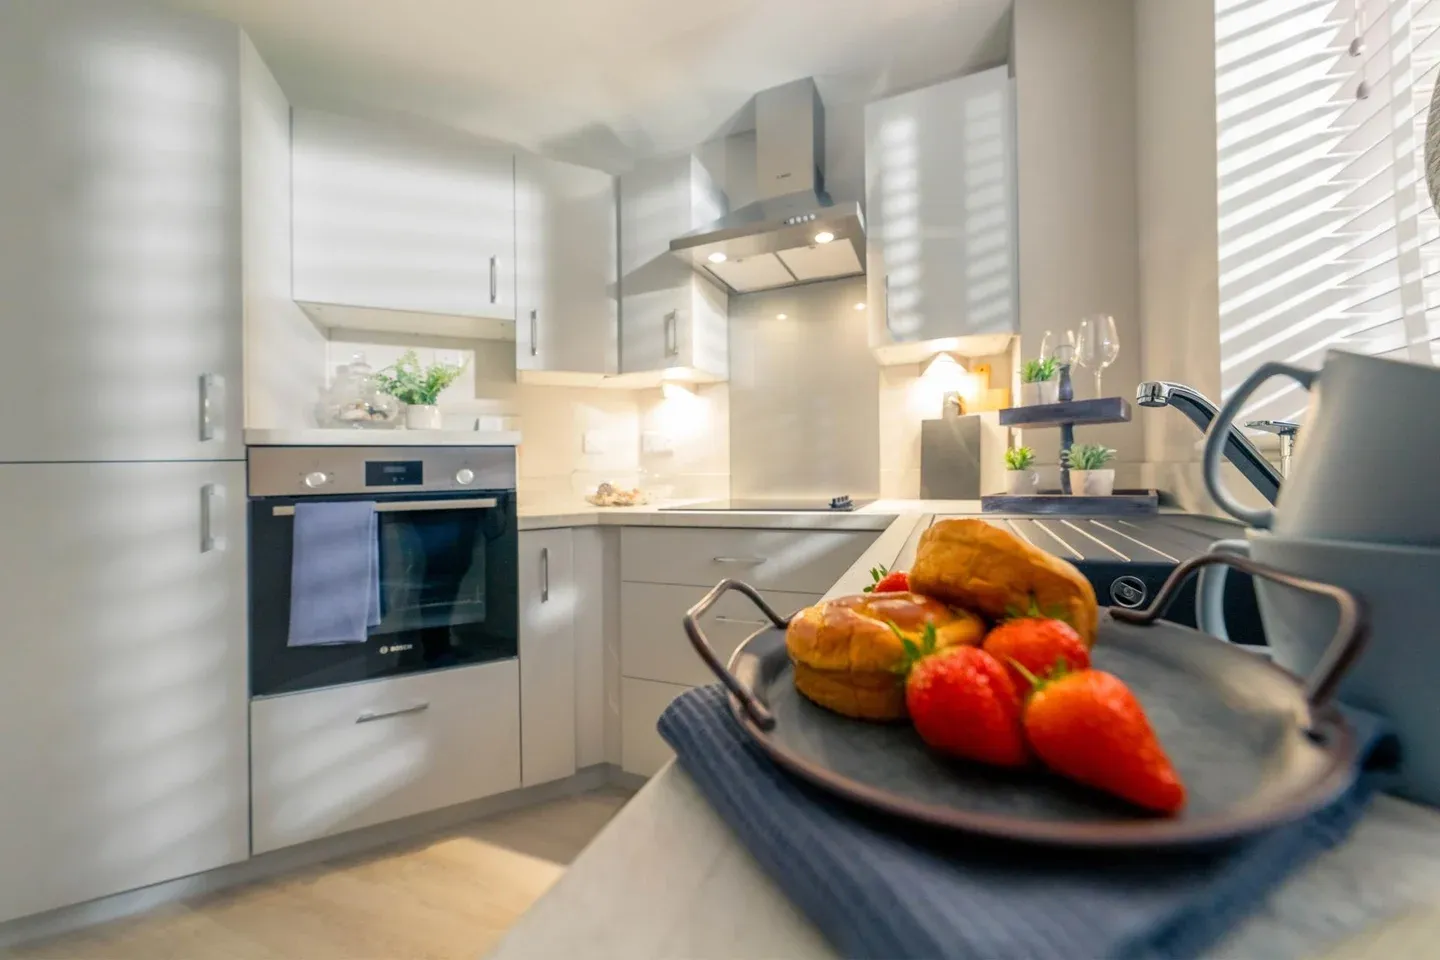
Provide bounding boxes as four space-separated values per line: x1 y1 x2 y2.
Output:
865 565 910 594
983 617 1091 691
1012 662 1186 814
893 622 1029 767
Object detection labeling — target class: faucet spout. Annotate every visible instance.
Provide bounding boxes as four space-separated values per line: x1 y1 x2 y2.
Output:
1134 381 1284 505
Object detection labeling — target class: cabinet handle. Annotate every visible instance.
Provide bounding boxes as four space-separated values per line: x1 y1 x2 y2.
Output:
530 309 538 357
714 615 769 626
490 256 498 304
540 546 550 602
355 702 430 724
199 373 223 442
883 275 893 335
664 310 679 357
713 556 765 565
200 483 226 553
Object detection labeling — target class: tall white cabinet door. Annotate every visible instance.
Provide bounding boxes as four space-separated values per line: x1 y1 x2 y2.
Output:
292 107 517 321
865 67 1018 346
0 461 249 923
518 530 577 786
515 154 619 376
0 1 244 462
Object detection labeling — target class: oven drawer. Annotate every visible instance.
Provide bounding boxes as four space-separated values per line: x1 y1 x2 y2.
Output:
622 581 816 687
251 661 520 854
620 527 877 593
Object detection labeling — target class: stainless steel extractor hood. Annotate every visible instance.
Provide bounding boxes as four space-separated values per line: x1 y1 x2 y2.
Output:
669 78 865 293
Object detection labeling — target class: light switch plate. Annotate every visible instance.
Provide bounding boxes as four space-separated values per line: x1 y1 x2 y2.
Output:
642 431 673 454
583 429 607 454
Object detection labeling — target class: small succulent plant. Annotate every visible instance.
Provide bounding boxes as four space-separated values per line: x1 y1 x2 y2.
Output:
1004 446 1037 471
1064 443 1117 471
1020 357 1059 383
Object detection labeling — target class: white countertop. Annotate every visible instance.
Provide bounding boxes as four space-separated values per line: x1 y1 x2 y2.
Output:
244 428 521 447
489 512 1440 960
516 499 982 531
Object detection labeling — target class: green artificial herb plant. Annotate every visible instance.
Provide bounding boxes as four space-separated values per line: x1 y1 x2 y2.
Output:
1020 357 1059 384
1064 443 1117 471
1004 446 1037 471
375 350 466 407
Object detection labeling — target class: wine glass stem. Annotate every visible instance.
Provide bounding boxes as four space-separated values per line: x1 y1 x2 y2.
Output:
1094 371 1103 398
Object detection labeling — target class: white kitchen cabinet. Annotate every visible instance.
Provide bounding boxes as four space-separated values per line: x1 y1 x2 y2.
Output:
519 530 578 786
622 677 692 778
0 0 245 461
616 526 879 779
292 107 517 323
0 461 249 923
619 155 730 381
251 662 521 855
865 67 1019 361
515 153 619 381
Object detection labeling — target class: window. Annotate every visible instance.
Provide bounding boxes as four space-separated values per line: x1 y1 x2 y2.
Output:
1216 0 1440 422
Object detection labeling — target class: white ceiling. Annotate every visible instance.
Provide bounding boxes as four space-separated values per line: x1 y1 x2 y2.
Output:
170 0 1011 172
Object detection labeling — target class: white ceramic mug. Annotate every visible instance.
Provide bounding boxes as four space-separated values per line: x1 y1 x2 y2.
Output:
1203 350 1440 545
1198 533 1440 806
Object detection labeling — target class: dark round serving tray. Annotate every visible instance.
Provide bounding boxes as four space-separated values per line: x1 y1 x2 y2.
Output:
684 553 1369 849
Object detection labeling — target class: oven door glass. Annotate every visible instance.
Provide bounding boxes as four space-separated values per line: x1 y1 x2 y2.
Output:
250 492 518 696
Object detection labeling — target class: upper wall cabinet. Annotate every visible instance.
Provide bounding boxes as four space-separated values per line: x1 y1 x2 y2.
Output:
0 0 246 462
619 155 729 383
291 108 517 328
865 67 1019 364
515 153 619 382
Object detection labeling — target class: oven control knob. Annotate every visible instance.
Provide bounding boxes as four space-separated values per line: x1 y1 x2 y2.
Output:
455 468 475 486
303 471 329 489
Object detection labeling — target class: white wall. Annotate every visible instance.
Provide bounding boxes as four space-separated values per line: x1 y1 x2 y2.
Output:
240 34 328 430
1134 0 1231 512
323 330 728 507
727 277 880 499
1013 0 1144 483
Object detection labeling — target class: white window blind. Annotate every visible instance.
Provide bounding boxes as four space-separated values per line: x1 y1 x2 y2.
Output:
1216 0 1440 423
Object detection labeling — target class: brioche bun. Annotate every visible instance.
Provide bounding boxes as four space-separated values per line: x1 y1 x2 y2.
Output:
786 592 985 720
909 518 1099 644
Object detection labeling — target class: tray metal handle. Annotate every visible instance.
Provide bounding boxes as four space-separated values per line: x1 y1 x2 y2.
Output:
683 579 790 731
1110 551 1369 709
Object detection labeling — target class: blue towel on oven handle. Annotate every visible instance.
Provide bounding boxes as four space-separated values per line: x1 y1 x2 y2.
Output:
287 500 381 646
659 685 1391 960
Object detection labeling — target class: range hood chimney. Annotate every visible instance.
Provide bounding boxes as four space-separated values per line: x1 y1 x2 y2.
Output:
669 77 865 293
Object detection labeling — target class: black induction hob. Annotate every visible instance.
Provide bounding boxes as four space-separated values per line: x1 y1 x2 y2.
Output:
662 496 874 512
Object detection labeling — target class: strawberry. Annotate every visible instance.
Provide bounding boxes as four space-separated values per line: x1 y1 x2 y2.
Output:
1016 665 1186 814
864 565 910 594
983 617 1090 691
895 623 1029 767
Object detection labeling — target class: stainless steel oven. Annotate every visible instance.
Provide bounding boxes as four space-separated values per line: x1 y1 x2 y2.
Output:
248 445 518 697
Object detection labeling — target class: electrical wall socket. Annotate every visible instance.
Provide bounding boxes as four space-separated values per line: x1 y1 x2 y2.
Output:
642 431 673 454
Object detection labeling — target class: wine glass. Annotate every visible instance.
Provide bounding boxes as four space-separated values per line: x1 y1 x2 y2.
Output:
1039 330 1054 359
1076 315 1120 397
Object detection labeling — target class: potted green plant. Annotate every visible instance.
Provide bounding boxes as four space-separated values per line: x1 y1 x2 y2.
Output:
1003 446 1039 495
1064 443 1117 496
375 350 467 430
1020 357 1059 406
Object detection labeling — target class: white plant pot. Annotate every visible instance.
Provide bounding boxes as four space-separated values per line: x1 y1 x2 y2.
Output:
1021 381 1059 406
1004 470 1039 496
405 405 443 430
1069 469 1115 496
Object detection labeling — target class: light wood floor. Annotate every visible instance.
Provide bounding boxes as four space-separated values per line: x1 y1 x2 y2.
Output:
3 787 633 960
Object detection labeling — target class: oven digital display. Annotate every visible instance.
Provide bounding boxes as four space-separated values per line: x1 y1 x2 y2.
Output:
365 461 423 486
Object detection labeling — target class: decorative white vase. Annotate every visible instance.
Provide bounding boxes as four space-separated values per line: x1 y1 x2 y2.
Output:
1004 470 1039 495
1069 469 1115 496
405 405 443 430
1021 381 1059 406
